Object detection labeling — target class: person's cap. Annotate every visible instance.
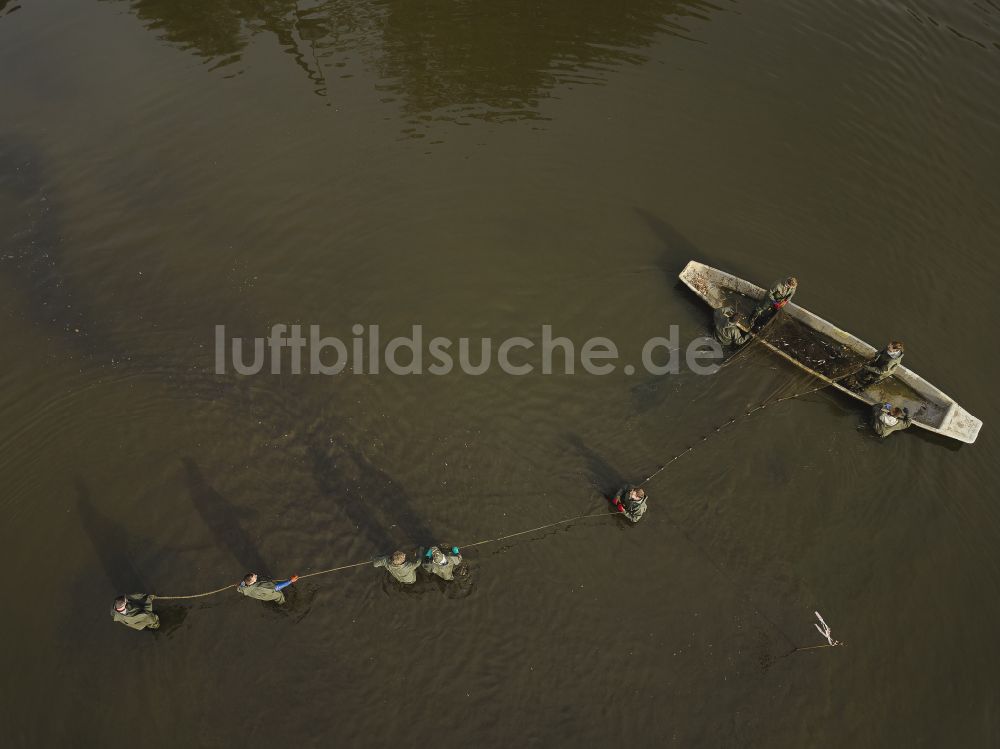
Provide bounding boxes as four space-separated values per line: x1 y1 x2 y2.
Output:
432 550 446 563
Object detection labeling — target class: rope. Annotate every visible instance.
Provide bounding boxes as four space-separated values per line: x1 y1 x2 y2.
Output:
155 584 236 601
297 561 370 580
151 318 855 613
639 319 869 489
639 377 828 487
717 334 759 370
791 643 841 652
152 511 617 600
461 510 613 549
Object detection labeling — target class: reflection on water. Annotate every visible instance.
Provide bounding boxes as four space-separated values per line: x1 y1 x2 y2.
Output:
112 0 719 121
375 0 714 124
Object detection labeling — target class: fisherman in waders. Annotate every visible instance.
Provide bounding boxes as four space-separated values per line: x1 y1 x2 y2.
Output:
373 550 423 584
854 341 904 391
872 402 912 438
714 306 751 347
750 276 797 331
111 593 159 631
611 485 647 523
237 572 298 605
422 546 463 581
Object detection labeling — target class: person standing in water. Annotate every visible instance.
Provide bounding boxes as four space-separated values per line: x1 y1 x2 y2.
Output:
373 550 423 584
237 572 298 604
422 546 463 581
111 593 159 631
611 485 648 523
872 402 912 438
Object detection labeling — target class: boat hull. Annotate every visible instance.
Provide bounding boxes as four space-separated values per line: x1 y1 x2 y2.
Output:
679 260 982 444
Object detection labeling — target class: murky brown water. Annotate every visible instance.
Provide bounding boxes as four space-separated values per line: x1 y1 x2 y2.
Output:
2 0 999 746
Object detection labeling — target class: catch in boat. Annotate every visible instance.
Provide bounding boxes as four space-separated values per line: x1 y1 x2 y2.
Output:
679 260 982 444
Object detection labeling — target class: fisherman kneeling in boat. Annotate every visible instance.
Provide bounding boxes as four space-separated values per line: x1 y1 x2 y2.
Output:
714 306 751 347
373 549 423 584
111 593 159 631
237 572 298 604
423 546 463 581
853 341 904 391
872 402 912 438
610 485 648 523
750 276 797 330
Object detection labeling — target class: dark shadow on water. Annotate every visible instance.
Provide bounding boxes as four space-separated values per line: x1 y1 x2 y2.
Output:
0 137 104 359
564 433 626 497
310 438 436 552
182 458 270 576
310 441 394 552
251 586 317 623
0 135 238 404
75 479 148 593
634 209 720 350
635 208 708 271
341 445 436 545
440 563 474 599
153 605 189 636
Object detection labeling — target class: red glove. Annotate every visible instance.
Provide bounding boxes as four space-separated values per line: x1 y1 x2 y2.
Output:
773 299 788 309
290 575 299 583
614 499 625 513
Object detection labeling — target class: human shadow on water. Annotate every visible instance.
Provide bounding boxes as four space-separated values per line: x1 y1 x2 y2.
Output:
182 458 270 577
153 605 189 636
75 479 148 593
309 441 394 552
250 585 317 624
343 446 435 545
564 433 626 498
309 438 436 553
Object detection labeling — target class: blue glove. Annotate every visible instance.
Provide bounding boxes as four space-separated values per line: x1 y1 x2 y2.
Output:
425 548 434 559
451 546 460 555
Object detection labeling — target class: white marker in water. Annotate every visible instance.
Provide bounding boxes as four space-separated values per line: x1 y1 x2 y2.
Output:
813 611 839 647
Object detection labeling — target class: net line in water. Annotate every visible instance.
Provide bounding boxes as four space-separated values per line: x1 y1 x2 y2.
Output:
156 361 834 602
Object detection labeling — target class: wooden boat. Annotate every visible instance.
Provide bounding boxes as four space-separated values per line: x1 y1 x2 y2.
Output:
679 260 982 444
